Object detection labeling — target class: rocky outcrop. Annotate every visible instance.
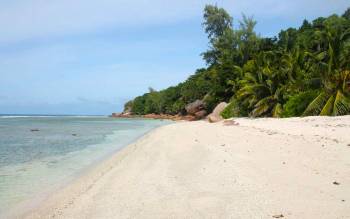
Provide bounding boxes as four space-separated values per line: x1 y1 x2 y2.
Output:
111 99 208 121
111 113 121 117
185 100 205 114
207 102 228 123
194 110 207 119
110 112 133 118
110 113 196 121
185 100 207 119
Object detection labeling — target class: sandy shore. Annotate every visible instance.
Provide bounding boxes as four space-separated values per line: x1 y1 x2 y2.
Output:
23 116 350 219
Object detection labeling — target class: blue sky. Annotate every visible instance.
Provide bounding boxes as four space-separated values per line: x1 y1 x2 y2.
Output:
0 0 349 115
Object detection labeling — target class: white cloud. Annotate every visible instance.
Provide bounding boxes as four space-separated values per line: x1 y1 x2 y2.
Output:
1 0 348 44
0 0 209 44
224 0 348 17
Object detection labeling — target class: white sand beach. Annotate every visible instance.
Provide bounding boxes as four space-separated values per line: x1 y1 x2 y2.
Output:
23 116 350 219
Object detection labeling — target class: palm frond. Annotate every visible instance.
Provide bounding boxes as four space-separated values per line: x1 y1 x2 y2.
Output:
272 103 283 118
340 29 350 41
315 51 327 60
251 96 274 117
333 90 350 116
302 92 329 116
320 94 335 116
342 70 350 91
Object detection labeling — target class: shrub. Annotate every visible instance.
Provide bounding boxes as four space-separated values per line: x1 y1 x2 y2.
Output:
282 90 319 117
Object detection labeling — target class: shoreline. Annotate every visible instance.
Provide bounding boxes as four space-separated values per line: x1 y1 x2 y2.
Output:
20 124 172 219
23 116 350 218
2 119 171 219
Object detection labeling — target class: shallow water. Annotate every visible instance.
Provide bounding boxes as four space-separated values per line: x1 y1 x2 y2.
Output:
0 116 170 216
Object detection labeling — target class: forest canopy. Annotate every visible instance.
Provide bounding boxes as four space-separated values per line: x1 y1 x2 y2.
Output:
124 5 350 118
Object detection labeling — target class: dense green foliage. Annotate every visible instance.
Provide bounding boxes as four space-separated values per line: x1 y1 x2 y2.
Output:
282 90 319 117
125 5 350 117
220 100 241 119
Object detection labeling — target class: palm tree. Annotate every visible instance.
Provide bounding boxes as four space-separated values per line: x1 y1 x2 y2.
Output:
236 52 285 117
303 16 350 116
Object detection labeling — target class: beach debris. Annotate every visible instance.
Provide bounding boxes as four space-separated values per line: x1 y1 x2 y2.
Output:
223 120 239 126
72 134 78 136
342 199 345 202
347 143 350 147
272 214 284 218
30 129 40 132
221 144 225 146
333 181 340 185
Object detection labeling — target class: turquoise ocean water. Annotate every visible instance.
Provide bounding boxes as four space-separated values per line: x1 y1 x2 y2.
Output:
0 116 169 216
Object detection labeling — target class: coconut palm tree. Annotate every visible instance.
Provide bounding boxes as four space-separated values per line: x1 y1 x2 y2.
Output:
303 16 350 116
236 52 286 117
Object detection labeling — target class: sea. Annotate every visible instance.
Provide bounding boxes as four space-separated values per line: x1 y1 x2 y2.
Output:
0 115 170 217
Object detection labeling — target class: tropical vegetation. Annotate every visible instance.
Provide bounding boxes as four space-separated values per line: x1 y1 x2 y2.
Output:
124 5 350 118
